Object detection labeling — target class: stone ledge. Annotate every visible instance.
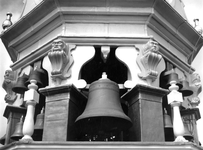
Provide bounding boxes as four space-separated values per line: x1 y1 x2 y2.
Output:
1 141 203 150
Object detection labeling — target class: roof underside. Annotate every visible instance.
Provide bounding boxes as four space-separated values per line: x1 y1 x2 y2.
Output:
0 0 202 67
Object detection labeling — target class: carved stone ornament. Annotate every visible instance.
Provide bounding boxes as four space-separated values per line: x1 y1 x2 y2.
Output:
2 70 17 104
188 73 202 107
136 39 162 84
48 39 74 85
101 46 110 63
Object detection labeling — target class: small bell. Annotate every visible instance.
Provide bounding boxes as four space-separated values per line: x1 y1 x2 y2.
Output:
33 108 44 141
164 108 174 141
163 109 173 128
11 116 24 141
12 74 29 94
165 72 182 89
26 67 47 88
34 108 44 130
179 80 193 97
183 124 193 141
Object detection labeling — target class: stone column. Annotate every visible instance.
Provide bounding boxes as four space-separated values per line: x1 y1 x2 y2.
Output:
167 78 187 142
21 80 39 142
39 84 87 141
122 84 168 142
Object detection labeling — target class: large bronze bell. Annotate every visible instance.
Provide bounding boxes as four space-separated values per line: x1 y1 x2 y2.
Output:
75 74 132 138
11 116 24 141
179 80 193 97
26 67 47 88
12 74 29 94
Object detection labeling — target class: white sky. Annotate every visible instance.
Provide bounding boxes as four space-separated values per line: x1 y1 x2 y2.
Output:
0 0 203 145
182 0 203 144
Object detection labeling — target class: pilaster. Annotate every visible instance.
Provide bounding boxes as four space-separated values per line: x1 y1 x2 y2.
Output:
122 84 168 141
39 85 87 141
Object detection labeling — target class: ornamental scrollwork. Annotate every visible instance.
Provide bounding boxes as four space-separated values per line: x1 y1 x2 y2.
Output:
2 70 17 104
188 72 202 107
48 39 74 84
136 39 162 84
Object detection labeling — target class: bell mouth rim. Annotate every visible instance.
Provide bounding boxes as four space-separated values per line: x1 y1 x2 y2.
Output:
75 116 132 134
12 87 28 94
75 108 131 122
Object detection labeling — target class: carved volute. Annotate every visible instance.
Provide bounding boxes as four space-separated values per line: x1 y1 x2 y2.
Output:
188 73 202 108
136 39 162 85
48 39 74 85
2 70 17 104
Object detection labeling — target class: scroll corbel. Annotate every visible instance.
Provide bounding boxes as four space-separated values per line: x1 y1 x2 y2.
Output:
136 39 162 85
48 39 75 85
188 72 202 108
2 70 17 104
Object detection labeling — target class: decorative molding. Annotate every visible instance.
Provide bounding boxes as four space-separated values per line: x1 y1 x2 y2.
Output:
136 39 162 85
101 46 110 63
1 0 202 65
2 70 17 104
9 36 195 76
48 39 75 85
2 141 203 150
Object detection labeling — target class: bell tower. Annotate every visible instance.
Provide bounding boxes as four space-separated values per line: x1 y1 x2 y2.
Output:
1 0 203 149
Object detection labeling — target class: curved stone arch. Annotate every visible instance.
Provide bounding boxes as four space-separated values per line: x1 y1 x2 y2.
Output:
80 46 128 86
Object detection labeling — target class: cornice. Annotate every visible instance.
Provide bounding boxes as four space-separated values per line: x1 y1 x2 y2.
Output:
151 1 203 64
1 141 203 150
10 36 151 71
10 36 195 73
121 84 169 102
1 0 202 71
158 44 195 73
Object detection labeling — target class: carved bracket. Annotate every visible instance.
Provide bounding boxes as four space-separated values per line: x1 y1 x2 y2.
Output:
136 39 162 84
48 39 75 85
2 70 17 104
188 72 202 107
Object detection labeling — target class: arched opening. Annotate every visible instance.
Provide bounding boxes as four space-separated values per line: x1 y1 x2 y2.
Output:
80 46 128 85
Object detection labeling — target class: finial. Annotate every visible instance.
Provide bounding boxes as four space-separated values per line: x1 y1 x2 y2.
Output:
194 18 203 35
2 12 13 30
